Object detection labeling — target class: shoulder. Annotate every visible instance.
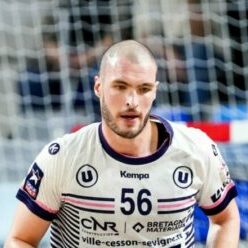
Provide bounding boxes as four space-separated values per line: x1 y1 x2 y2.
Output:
58 122 99 147
38 122 100 162
152 115 211 148
171 121 211 143
169 121 215 156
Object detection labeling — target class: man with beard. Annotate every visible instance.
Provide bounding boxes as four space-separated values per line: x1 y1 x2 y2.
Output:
5 40 239 248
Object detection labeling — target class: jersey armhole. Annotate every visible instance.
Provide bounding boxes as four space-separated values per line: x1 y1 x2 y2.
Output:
16 189 58 221
199 185 238 216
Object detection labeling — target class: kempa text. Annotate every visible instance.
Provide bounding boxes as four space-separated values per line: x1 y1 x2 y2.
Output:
120 171 149 180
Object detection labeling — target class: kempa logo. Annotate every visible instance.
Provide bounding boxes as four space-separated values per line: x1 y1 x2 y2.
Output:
120 170 149 180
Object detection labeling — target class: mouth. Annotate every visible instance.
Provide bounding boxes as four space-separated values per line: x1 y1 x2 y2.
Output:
119 112 141 125
120 112 140 120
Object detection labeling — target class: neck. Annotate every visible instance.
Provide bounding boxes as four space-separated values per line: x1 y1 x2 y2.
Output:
101 120 158 157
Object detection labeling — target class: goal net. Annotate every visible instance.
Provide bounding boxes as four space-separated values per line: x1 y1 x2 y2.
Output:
0 0 248 245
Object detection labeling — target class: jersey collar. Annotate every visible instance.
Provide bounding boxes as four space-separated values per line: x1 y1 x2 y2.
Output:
98 115 174 165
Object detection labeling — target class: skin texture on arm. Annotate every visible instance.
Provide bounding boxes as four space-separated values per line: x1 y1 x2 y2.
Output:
4 202 51 248
206 199 240 248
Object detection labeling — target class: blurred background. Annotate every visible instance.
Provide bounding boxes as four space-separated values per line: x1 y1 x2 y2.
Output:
0 0 248 247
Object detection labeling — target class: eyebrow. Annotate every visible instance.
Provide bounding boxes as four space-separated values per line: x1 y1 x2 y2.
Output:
112 80 128 85
112 80 155 87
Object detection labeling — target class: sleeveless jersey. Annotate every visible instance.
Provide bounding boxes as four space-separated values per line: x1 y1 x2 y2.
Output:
17 116 237 248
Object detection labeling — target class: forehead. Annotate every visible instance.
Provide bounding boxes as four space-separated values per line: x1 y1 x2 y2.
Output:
103 57 157 84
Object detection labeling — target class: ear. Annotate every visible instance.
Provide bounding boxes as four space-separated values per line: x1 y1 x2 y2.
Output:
155 80 160 89
94 75 101 98
153 81 160 101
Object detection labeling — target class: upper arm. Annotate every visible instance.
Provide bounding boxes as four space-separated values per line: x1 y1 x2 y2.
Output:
206 199 240 247
209 199 240 226
5 139 66 247
5 202 51 247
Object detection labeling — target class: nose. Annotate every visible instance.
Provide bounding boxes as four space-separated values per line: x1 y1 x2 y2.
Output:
126 90 138 108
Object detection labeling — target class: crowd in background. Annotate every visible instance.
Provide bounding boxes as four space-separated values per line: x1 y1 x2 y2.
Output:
0 0 247 139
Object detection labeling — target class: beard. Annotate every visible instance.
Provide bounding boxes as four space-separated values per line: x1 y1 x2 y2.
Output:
101 97 150 139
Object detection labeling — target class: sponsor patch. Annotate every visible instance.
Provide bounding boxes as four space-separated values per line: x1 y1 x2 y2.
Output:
23 163 44 199
76 164 98 188
173 166 193 189
120 170 149 180
133 223 145 233
211 179 231 203
81 216 119 236
48 143 60 155
212 144 218 156
220 162 231 183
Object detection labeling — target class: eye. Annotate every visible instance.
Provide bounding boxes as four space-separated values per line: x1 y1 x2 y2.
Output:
139 87 152 94
114 85 126 90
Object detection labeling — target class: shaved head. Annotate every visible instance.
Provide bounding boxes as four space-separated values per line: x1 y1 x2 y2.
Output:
99 40 157 78
94 40 158 140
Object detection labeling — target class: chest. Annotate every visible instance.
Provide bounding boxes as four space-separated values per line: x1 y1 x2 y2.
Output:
62 149 203 221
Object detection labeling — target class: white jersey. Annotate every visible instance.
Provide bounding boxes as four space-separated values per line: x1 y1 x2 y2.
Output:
17 116 237 248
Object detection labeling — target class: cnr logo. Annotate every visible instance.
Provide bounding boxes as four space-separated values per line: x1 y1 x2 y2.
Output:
81 216 118 233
